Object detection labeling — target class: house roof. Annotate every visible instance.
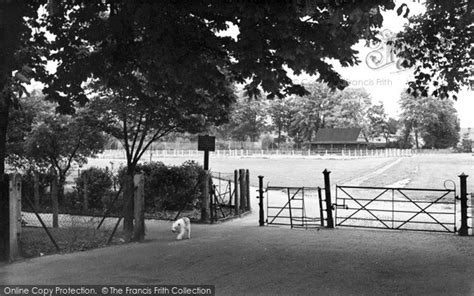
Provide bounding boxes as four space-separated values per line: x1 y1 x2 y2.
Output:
312 128 364 143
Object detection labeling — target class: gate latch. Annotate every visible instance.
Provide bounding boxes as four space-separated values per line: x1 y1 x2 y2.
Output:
333 203 349 210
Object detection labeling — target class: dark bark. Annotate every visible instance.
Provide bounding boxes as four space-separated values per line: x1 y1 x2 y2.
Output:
0 3 23 261
51 173 59 228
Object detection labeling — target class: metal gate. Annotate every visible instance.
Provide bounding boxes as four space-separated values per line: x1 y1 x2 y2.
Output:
266 186 324 229
335 185 457 233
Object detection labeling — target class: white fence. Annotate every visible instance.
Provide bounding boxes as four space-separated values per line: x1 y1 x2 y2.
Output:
97 148 414 160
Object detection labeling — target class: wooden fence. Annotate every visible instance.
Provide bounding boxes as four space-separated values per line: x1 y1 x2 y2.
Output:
98 148 415 160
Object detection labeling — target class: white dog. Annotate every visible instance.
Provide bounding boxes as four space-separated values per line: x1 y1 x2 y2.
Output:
171 217 191 240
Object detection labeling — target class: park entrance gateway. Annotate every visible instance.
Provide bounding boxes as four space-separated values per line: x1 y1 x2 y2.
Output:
258 171 471 235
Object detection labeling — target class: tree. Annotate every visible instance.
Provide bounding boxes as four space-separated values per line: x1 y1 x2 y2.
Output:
6 91 53 168
213 95 267 143
89 82 233 231
421 99 460 149
399 92 431 149
392 1 473 99
333 87 372 141
288 82 338 146
0 1 47 177
399 92 460 149
267 99 294 147
7 100 106 227
24 107 107 197
287 83 374 146
366 103 389 141
384 117 400 143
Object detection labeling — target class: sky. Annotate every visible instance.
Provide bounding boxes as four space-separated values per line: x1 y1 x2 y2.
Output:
292 0 473 128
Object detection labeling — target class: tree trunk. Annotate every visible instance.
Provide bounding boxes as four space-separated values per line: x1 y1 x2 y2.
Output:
0 2 22 262
51 174 59 228
83 173 89 211
0 98 9 179
414 129 419 149
58 174 66 207
34 171 40 210
277 127 282 148
0 2 21 178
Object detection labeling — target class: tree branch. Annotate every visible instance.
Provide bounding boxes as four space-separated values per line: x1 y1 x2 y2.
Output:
130 112 145 158
121 112 132 167
135 126 176 163
132 118 150 166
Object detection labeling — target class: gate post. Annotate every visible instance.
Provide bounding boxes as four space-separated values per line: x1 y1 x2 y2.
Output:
246 169 250 211
239 169 246 212
0 174 10 262
132 173 145 241
234 170 240 216
323 169 334 228
458 173 469 236
258 176 264 226
9 174 21 260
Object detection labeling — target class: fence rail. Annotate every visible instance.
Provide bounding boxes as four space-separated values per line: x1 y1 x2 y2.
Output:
98 148 414 160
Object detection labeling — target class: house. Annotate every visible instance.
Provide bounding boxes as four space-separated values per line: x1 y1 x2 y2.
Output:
310 128 367 151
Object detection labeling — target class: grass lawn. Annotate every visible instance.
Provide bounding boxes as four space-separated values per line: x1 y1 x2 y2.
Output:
20 226 127 258
87 153 474 192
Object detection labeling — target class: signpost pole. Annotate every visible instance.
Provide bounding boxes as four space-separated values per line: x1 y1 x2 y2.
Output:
198 135 215 223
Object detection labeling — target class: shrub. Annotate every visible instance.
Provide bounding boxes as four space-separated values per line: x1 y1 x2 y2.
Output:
118 161 206 212
74 167 114 210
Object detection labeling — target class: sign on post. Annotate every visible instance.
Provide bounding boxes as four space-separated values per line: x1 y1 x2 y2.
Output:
198 135 216 152
198 135 215 170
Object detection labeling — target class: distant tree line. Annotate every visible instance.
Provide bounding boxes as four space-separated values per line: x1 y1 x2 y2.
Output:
207 83 460 150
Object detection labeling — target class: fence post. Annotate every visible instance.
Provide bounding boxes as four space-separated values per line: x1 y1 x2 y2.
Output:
258 176 264 226
246 169 250 211
234 170 240 216
51 171 59 228
133 173 145 241
323 169 334 228
239 169 246 212
228 180 232 206
9 174 21 261
458 173 469 236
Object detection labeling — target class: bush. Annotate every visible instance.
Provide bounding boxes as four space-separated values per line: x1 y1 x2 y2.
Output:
74 167 114 210
118 161 206 212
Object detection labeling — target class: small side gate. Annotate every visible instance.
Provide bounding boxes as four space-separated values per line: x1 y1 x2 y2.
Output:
266 186 324 229
335 185 457 233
